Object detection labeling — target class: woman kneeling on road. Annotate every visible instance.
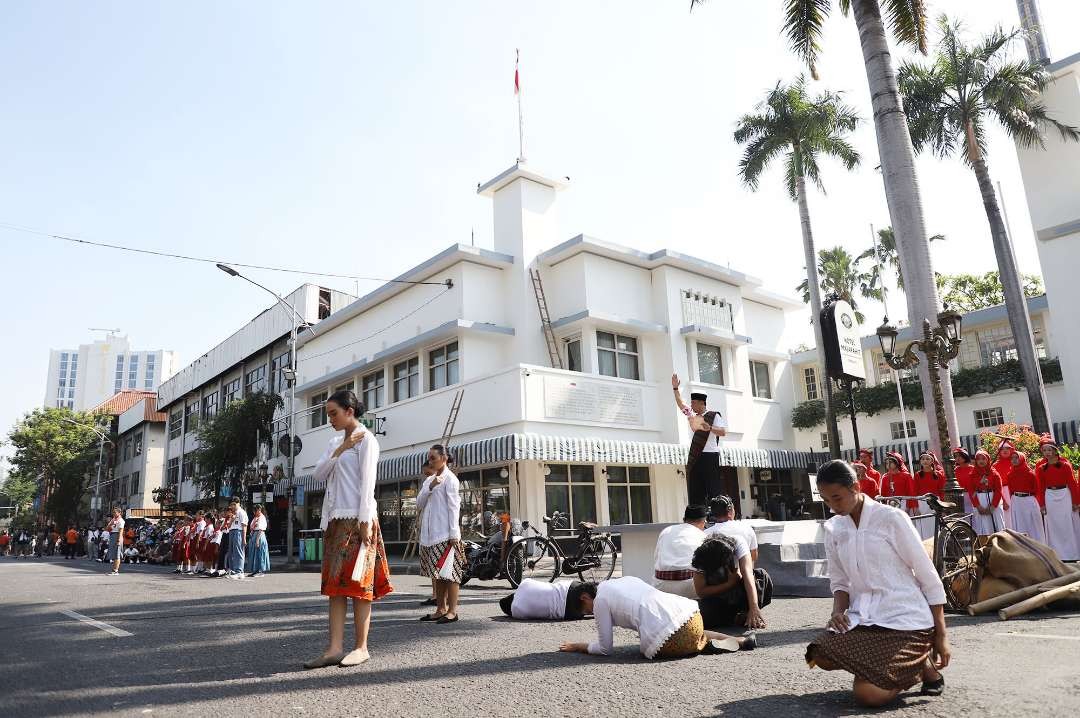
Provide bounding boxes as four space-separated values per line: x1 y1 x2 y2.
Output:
806 460 950 707
558 576 756 659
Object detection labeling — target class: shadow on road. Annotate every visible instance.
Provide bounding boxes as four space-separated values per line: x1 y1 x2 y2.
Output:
707 690 934 716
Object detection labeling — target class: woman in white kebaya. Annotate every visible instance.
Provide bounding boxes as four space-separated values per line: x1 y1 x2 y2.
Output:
416 444 465 624
806 460 950 707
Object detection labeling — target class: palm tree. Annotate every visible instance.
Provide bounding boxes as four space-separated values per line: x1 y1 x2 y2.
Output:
898 17 1079 435
858 226 944 294
797 247 875 324
734 77 860 457
691 0 960 461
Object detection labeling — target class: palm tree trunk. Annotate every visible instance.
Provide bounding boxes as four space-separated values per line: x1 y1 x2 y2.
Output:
850 0 959 458
796 174 841 458
968 152 1052 433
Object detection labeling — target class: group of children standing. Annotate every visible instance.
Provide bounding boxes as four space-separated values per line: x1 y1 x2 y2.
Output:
850 436 1080 560
168 502 270 578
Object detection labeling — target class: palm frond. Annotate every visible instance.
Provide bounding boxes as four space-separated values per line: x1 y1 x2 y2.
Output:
782 0 832 80
737 134 789 192
883 0 929 54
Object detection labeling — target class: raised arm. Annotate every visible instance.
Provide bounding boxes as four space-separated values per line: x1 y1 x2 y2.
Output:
671 374 691 415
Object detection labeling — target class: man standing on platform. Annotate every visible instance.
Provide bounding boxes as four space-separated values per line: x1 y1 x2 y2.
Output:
672 374 728 506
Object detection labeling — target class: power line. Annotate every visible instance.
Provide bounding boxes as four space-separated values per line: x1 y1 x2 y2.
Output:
298 284 454 365
0 221 447 285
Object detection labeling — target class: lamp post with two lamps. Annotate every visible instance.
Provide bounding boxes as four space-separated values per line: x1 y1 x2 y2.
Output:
876 307 965 509
217 263 312 566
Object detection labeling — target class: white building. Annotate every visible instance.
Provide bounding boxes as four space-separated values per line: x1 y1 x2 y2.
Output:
280 163 816 551
789 294 1078 463
44 334 178 411
1015 49 1080 413
110 396 168 513
155 284 355 514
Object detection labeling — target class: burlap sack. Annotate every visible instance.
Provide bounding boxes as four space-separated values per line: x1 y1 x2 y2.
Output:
974 530 1074 603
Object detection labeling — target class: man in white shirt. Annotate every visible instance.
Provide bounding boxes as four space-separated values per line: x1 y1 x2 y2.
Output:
226 499 249 578
705 495 759 563
499 579 591 621
672 375 729 505
652 505 708 598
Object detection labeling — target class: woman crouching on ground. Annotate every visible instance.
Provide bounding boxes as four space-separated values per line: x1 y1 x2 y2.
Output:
806 459 950 707
304 390 393 669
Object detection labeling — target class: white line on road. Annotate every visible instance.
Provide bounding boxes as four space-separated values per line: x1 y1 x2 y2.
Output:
995 632 1080 641
60 609 133 637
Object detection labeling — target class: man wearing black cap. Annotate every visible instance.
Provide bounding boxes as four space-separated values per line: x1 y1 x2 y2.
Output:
651 504 708 599
672 374 728 505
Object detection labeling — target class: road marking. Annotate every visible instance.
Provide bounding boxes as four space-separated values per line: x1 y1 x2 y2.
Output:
60 609 133 637
995 632 1080 642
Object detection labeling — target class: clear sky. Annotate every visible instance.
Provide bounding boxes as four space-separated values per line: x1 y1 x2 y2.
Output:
2 1 1078 459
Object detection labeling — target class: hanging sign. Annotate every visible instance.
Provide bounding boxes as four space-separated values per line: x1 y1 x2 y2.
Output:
820 300 866 381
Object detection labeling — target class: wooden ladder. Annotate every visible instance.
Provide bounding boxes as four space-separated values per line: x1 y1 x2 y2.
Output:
403 389 465 560
529 268 564 369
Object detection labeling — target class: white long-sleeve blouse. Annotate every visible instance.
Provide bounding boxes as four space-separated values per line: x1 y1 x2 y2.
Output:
415 467 461 545
313 430 380 531
587 576 699 659
824 496 947 631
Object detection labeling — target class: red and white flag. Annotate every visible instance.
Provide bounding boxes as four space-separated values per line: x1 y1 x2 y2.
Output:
514 49 520 95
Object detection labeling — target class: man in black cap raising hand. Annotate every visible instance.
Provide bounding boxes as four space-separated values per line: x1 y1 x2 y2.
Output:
672 374 728 505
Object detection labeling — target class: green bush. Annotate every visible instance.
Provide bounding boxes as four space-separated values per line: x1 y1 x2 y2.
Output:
791 357 1062 429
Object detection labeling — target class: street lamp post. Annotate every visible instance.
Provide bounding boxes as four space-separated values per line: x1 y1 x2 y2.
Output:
876 308 965 510
61 417 112 525
217 263 311 566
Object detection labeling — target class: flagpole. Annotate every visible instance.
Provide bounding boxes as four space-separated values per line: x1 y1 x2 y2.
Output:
516 49 526 163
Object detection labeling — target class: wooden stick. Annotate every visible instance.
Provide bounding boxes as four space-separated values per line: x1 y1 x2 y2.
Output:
998 580 1080 620
968 570 1080 615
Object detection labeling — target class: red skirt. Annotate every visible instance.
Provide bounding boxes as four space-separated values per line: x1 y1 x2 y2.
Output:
205 542 219 566
321 519 393 601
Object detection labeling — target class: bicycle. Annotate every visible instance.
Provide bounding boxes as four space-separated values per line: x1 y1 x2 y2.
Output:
503 511 618 588
880 493 979 610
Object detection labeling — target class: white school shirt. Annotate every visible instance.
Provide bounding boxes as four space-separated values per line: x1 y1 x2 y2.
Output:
704 520 758 553
230 508 249 532
587 576 699 659
823 496 947 631
313 431 380 531
203 523 216 540
194 520 205 536
415 468 462 545
511 579 573 620
250 514 268 531
682 406 728 452
108 517 125 534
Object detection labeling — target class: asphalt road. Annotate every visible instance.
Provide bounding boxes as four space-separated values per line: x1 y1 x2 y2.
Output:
2 556 1079 718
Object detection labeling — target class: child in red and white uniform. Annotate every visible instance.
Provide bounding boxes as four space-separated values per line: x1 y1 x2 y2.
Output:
852 462 879 499
969 450 1006 536
1007 451 1045 543
952 448 976 520
856 449 881 487
1036 440 1080 561
192 512 207 574
993 440 1016 530
912 452 946 540
880 452 916 514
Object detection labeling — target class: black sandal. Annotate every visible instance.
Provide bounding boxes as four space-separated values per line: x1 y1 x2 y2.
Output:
419 597 437 607
420 612 446 622
435 614 459 624
921 675 945 696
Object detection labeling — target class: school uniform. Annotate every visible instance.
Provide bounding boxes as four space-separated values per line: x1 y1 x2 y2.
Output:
1036 459 1080 561
1007 455 1045 544
968 460 1006 537
912 469 945 541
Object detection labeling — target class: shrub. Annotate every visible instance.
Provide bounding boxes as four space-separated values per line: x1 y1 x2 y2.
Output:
977 423 1042 458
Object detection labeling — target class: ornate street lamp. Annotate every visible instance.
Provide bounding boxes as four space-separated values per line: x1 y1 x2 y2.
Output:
876 308 965 511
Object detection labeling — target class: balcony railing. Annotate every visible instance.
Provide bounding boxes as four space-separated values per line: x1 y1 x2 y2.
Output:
681 289 734 332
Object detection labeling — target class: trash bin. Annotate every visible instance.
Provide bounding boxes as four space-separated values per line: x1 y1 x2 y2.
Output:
317 537 324 561
298 539 306 562
304 537 316 561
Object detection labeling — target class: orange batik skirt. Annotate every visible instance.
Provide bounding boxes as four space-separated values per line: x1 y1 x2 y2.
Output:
321 518 394 601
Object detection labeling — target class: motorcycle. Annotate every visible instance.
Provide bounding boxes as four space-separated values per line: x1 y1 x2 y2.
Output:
460 513 523 588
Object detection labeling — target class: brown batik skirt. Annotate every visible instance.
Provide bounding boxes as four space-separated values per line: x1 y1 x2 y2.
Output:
419 540 467 584
806 625 935 691
321 518 394 601
654 611 708 659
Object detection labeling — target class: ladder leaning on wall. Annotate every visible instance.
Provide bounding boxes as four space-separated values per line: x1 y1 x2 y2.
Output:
529 268 564 369
402 388 464 560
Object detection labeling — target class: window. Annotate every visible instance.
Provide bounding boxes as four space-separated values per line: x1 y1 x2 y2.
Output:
596 331 640 380
428 342 460 390
167 457 180 488
184 400 200 434
114 355 125 392
606 466 653 525
145 354 156 389
245 365 267 395
392 357 420 402
310 391 328 429
820 431 846 449
222 377 241 406
182 457 197 484
130 471 140 496
376 479 420 543
697 343 724 385
168 409 183 440
890 420 917 440
202 391 218 422
544 464 597 531
271 350 292 394
318 287 332 320
803 367 819 401
335 381 355 395
749 360 772 399
974 407 1005 429
119 476 128 498
128 354 139 389
458 467 511 534
362 370 385 410
123 438 132 462
133 432 143 457
564 336 582 372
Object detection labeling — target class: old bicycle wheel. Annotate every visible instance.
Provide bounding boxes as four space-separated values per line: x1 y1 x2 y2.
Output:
940 521 979 610
504 537 560 589
577 536 618 583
